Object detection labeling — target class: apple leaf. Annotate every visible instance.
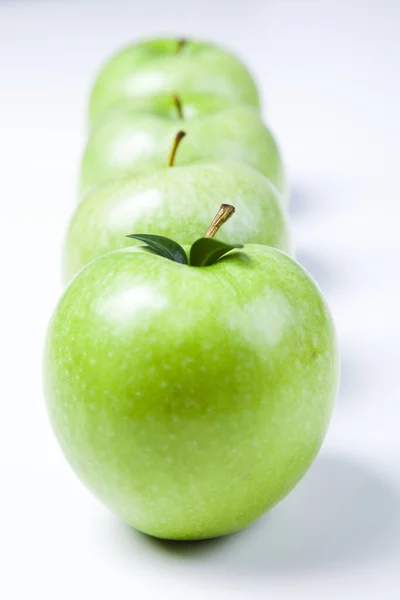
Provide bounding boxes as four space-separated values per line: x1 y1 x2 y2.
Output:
126 234 188 264
190 238 244 267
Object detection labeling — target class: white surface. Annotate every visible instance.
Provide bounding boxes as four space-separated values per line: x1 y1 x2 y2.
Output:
1 1 399 598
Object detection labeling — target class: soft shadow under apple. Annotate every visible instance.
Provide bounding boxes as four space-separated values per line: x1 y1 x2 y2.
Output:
106 453 400 579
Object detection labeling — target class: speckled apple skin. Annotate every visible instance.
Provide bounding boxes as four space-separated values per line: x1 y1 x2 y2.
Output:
44 244 339 540
80 105 285 197
89 38 260 128
64 161 291 283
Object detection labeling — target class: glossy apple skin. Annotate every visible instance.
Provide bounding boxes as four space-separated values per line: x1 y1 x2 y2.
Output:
89 38 260 128
63 161 291 283
80 105 285 198
44 244 339 540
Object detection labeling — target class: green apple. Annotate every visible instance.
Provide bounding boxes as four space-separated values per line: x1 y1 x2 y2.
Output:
44 207 339 540
80 103 285 198
89 37 260 128
90 91 240 130
64 153 291 283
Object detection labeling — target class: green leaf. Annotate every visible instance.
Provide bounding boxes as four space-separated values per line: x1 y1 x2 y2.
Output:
189 237 244 267
126 234 187 264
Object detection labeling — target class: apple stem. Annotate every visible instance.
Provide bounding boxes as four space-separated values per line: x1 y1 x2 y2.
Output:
168 130 186 167
204 204 235 238
172 93 184 119
176 38 187 53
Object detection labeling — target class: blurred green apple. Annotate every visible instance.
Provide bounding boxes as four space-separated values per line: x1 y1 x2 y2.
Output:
90 91 239 130
80 103 285 197
89 37 260 127
44 208 338 540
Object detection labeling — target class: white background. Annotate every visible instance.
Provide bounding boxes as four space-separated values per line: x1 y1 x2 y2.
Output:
1 1 399 598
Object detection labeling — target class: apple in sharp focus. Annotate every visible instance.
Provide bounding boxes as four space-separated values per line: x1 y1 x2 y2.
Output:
44 207 339 540
89 37 260 128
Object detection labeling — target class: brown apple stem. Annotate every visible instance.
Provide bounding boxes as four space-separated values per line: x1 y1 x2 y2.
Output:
176 38 187 53
172 94 184 119
204 204 235 238
168 130 186 167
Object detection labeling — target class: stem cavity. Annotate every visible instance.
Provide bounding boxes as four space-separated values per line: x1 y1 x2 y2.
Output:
126 205 242 267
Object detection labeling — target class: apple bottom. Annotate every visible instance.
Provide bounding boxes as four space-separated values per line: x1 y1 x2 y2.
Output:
51 405 329 541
